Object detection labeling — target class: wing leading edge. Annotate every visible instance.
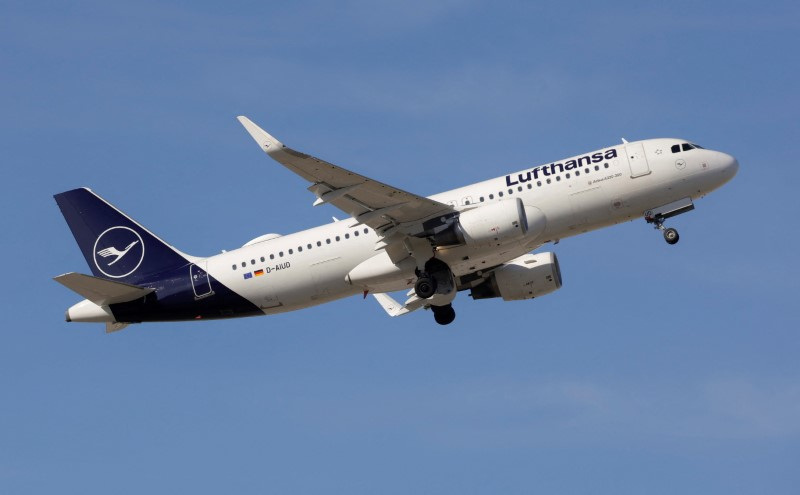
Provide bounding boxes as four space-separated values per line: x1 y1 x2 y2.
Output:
237 116 455 235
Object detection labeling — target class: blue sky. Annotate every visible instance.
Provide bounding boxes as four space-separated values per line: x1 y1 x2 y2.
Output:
2 0 799 493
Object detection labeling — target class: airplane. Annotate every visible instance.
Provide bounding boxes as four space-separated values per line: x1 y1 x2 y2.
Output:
53 116 739 332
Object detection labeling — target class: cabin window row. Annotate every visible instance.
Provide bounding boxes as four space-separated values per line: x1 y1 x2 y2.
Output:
458 162 611 205
231 227 371 270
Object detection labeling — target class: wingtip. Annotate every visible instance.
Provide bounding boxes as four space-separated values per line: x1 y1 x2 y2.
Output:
236 115 284 153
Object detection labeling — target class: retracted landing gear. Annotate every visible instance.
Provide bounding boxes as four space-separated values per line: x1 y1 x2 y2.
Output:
432 303 456 325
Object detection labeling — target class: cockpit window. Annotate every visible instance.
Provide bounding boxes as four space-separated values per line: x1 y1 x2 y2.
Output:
673 142 704 153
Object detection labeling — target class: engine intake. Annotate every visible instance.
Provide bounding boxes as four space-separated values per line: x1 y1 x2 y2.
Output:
471 252 562 301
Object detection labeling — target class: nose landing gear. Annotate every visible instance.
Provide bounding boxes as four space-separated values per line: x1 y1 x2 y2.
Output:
644 198 694 245
648 214 680 245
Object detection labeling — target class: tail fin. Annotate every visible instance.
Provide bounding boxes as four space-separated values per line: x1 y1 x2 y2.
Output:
54 188 192 285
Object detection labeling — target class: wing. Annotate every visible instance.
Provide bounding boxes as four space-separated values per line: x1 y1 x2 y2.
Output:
237 116 456 236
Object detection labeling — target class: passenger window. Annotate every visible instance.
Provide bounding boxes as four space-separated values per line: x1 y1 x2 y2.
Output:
479 196 485 202
317 241 322 247
326 239 331 244
594 165 599 171
604 163 609 168
489 194 494 199
307 243 312 249
288 249 293 254
537 181 542 187
354 231 359 237
279 251 284 257
250 259 255 265
546 178 551 184
232 264 237 270
527 184 532 189
260 256 265 262
363 228 369 234
585 168 590 173
241 262 246 267
335 236 340 242
671 144 681 153
345 233 350 239
270 254 275 260
508 189 513 194
575 170 580 176
566 173 570 179
298 246 302 252
556 176 561 181
499 192 504 197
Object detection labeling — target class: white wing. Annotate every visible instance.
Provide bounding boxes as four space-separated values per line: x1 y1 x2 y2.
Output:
237 116 456 236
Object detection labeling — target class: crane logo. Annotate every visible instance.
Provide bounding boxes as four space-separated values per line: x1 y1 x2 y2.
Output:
93 226 145 278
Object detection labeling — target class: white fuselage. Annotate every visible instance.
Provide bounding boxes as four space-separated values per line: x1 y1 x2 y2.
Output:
205 138 738 314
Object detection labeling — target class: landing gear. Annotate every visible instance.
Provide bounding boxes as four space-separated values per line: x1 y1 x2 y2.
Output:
646 213 680 245
414 275 437 299
644 198 694 246
663 227 679 245
432 304 456 325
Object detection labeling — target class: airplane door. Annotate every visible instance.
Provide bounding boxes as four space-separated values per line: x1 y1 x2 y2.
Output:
626 143 651 178
190 262 213 299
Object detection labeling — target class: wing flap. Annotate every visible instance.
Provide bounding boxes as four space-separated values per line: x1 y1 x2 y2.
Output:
54 272 154 306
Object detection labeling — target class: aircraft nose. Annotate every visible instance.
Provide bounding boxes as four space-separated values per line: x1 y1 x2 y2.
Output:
720 152 739 180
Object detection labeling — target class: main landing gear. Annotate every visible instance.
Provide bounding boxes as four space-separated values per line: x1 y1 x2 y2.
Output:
414 274 437 299
414 258 457 325
432 303 456 325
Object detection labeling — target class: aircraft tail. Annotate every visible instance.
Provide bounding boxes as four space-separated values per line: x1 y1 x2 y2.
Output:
54 188 192 285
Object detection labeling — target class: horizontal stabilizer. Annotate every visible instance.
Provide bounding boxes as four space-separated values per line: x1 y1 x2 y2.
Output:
54 272 154 306
106 322 129 333
372 293 414 317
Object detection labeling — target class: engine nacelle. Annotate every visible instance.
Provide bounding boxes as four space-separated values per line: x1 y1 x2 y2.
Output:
471 252 562 301
433 199 546 247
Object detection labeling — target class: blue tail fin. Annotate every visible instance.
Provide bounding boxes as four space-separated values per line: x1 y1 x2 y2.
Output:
54 188 191 285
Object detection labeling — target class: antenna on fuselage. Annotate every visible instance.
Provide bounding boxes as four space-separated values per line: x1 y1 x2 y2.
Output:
621 138 629 144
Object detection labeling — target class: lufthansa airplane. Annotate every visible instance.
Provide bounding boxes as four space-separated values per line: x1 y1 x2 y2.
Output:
54 117 738 332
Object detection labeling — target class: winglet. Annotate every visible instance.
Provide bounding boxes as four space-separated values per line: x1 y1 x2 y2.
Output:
237 116 284 155
373 293 413 317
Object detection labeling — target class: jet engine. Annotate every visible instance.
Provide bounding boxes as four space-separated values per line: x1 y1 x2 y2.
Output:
430 198 546 247
470 252 562 301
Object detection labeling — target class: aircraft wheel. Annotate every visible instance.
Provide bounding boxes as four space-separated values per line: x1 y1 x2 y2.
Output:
664 227 680 245
415 275 437 299
432 304 456 325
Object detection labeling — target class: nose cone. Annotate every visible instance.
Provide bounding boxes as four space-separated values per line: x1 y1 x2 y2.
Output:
720 152 739 182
